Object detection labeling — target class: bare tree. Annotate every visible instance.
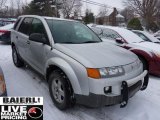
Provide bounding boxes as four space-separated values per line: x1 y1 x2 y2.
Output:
8 0 15 16
155 1 160 28
98 5 109 17
61 0 82 18
0 0 7 16
124 0 159 30
96 5 109 25
0 0 7 10
73 0 82 18
121 7 135 23
16 0 23 16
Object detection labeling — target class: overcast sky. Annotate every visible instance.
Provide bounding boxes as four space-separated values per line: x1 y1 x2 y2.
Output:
7 0 124 15
82 0 123 15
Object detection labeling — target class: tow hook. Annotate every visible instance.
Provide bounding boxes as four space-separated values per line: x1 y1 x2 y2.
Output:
120 81 128 108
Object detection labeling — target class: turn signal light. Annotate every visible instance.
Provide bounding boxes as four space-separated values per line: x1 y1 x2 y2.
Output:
87 68 101 79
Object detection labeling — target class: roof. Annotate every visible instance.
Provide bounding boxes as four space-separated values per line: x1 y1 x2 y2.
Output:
19 15 78 22
116 14 124 18
96 8 114 18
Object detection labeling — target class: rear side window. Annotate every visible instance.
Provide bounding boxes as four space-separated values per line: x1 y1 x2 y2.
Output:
13 18 21 30
18 17 33 35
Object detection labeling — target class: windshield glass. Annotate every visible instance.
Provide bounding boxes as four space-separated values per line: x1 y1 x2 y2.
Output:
46 19 101 44
114 28 144 43
91 27 102 35
142 31 159 42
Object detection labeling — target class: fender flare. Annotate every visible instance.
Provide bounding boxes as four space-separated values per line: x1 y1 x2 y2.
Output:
45 57 82 95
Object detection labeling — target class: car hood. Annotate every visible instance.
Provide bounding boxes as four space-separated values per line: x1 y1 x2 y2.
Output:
54 42 138 68
131 42 160 53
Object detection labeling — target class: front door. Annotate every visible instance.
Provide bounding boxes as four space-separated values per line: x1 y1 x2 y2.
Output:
28 18 50 74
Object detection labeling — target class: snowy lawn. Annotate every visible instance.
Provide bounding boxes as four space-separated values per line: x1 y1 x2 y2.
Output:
0 42 160 120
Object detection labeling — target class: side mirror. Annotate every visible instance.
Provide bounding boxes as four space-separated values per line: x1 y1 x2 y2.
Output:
29 33 47 44
115 38 124 44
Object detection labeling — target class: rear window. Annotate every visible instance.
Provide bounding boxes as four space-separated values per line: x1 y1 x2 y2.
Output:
18 17 33 35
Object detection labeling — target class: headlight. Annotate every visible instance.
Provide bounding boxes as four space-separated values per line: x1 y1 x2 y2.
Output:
87 66 125 79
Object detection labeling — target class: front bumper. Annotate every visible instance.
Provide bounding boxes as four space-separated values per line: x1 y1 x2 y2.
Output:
75 70 148 107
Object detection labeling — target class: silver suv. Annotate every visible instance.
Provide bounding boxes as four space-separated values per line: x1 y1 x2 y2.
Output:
11 15 148 110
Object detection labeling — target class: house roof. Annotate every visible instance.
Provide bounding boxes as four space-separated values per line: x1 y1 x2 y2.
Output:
116 14 124 18
96 8 114 18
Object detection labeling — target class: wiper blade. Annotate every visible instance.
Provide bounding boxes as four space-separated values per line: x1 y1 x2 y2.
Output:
139 41 145 43
60 42 76 44
82 41 101 43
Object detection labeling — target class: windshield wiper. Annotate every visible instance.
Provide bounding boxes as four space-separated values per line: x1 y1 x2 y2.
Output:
139 41 145 43
60 42 77 44
82 41 101 43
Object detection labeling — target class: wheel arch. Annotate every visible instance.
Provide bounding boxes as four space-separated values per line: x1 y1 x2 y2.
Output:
130 49 152 69
45 57 82 95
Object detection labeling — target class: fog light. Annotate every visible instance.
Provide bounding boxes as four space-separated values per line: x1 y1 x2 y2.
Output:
104 86 112 94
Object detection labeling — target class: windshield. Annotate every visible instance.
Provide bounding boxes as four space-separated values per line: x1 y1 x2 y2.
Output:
91 27 103 35
46 19 101 44
114 28 144 43
142 31 159 42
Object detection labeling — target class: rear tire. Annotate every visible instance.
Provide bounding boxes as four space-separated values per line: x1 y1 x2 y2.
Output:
48 70 73 110
138 56 149 90
12 46 24 67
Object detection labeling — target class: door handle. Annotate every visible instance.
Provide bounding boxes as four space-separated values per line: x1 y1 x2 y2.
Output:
27 41 30 44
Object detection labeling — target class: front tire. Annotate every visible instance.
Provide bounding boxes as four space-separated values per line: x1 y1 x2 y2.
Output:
12 46 24 67
49 70 73 110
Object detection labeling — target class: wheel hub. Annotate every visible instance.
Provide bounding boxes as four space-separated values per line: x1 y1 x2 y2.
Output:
52 79 65 103
13 49 17 64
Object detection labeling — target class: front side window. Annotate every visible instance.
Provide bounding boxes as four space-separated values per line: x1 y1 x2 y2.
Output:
30 18 45 34
46 19 101 44
30 18 49 44
18 17 33 35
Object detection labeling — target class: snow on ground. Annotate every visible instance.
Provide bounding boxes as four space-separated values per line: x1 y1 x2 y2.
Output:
0 42 160 120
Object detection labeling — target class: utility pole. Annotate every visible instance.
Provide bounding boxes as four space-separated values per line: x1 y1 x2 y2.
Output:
54 0 58 17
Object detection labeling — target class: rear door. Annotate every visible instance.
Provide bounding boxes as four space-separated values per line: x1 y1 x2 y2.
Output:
16 17 33 61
